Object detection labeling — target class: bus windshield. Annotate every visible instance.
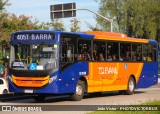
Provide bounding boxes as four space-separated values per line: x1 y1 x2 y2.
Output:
10 43 58 70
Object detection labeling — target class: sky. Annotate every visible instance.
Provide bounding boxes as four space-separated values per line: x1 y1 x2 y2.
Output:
6 0 99 31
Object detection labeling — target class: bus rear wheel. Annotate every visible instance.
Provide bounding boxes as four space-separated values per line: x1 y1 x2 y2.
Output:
125 77 135 95
70 80 85 101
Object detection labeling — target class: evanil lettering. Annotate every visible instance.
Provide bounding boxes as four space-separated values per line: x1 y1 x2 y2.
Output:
16 34 52 40
99 67 118 74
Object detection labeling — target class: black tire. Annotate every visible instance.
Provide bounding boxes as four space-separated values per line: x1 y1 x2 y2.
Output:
2 89 8 94
33 95 46 102
125 77 135 95
70 80 85 101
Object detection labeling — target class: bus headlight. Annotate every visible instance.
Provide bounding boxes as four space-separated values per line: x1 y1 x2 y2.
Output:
49 75 57 84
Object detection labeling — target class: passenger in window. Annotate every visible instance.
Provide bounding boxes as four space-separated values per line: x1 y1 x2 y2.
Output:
93 55 99 61
126 46 131 53
67 46 72 62
99 53 105 61
100 45 106 58
137 54 142 61
82 52 91 61
143 54 147 61
119 56 123 61
132 51 136 61
112 54 117 61
125 53 131 61
107 55 112 61
147 53 152 61
95 56 99 61
93 51 98 61
77 54 82 61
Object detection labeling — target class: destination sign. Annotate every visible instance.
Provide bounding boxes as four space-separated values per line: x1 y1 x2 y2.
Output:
14 33 55 40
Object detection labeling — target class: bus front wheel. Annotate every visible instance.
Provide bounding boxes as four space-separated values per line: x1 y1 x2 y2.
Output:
125 77 135 95
70 80 85 101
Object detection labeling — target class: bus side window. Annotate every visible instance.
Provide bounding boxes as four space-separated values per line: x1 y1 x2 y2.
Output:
67 46 73 62
132 44 142 62
93 41 106 61
107 42 119 61
147 45 156 62
143 45 147 61
120 43 131 61
78 39 91 61
61 45 74 64
143 44 155 62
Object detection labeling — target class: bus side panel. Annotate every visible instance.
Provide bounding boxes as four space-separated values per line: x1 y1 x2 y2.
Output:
59 62 89 94
86 62 144 93
136 62 158 88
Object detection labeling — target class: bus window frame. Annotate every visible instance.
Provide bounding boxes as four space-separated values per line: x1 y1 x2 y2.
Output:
131 43 143 62
77 39 92 62
142 44 157 62
60 33 79 72
92 40 106 62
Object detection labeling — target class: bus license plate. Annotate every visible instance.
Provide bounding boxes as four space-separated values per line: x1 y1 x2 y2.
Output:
24 89 33 93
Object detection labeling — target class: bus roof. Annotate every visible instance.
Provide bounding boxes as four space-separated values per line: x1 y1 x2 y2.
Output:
11 30 157 44
86 31 149 43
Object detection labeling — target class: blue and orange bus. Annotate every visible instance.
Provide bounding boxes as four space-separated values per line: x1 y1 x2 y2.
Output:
4 30 158 101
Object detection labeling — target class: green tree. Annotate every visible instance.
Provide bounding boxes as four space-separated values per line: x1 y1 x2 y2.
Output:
36 19 65 31
0 0 10 12
0 13 38 41
125 0 159 39
70 18 80 32
95 0 160 39
95 0 126 32
0 0 10 40
52 19 65 31
0 0 10 64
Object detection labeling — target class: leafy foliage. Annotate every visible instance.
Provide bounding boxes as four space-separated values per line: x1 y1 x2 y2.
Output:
94 0 160 39
0 0 10 12
0 13 37 41
70 18 80 32
36 19 65 31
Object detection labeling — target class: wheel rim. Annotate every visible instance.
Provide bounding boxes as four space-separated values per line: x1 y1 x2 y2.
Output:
3 90 8 94
76 85 82 96
129 80 134 92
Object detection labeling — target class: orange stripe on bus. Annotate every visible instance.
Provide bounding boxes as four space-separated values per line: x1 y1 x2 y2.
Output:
12 75 49 87
86 31 148 43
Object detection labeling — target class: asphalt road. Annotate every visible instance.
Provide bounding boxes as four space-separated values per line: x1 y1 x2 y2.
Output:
0 86 160 114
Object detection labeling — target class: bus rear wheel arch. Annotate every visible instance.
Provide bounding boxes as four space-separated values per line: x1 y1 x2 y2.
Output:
70 80 85 101
119 76 136 95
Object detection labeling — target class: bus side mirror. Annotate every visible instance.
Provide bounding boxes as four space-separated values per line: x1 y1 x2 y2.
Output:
2 40 10 62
